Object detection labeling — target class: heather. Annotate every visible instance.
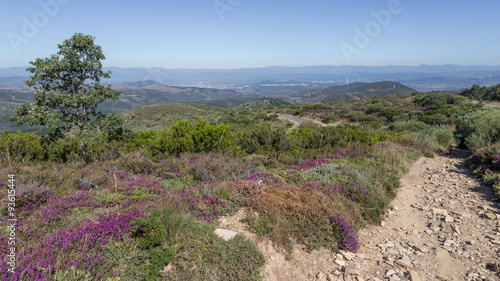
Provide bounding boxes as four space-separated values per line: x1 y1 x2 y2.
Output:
1 92 473 280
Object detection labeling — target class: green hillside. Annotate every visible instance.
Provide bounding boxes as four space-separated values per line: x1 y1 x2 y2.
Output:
293 81 416 103
120 103 230 131
199 96 290 108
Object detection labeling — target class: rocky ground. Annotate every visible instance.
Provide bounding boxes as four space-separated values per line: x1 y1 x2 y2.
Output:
217 150 500 281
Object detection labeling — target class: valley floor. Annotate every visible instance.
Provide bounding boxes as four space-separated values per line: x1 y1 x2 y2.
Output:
219 150 500 281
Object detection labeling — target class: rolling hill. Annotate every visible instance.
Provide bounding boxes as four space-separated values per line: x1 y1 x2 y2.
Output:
102 85 246 113
120 103 230 131
0 85 245 133
197 96 290 108
287 81 416 103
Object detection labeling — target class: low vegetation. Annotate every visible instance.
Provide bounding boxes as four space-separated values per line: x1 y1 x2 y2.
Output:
3 83 500 280
456 108 500 198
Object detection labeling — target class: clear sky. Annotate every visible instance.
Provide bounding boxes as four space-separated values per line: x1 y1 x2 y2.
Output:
2 0 500 69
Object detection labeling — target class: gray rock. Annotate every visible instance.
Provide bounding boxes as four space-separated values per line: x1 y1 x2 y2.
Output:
396 255 412 267
486 234 500 240
386 270 396 277
214 229 238 241
485 213 498 220
433 208 448 216
408 270 423 281
316 272 326 279
386 247 400 256
343 265 362 276
429 220 442 231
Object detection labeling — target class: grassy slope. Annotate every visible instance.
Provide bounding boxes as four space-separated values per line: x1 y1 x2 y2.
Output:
0 90 484 281
120 103 229 131
293 81 416 103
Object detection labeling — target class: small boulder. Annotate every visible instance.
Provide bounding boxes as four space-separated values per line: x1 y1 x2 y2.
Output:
214 229 238 241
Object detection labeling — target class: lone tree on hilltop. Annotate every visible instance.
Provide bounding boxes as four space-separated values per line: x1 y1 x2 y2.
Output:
11 33 122 161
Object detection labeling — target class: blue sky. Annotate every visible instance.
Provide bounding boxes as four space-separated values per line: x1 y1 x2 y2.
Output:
2 0 500 69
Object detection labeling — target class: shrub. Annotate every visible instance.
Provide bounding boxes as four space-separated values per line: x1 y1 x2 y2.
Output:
348 111 366 122
147 120 235 157
132 207 191 280
46 137 80 163
117 151 155 175
299 121 320 130
189 153 257 182
381 108 403 122
323 113 337 124
0 131 46 165
306 163 369 187
390 120 432 132
455 108 500 151
467 142 500 172
418 114 446 125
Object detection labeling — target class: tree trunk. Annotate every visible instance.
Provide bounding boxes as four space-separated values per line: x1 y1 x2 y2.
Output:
79 137 87 162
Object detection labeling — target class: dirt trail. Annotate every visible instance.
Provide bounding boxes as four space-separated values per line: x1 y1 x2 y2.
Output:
218 150 500 280
275 114 327 127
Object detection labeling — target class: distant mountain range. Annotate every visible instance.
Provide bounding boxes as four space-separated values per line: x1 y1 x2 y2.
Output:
2 65 500 91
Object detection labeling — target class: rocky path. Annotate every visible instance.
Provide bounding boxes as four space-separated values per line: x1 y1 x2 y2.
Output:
218 150 500 281
324 150 500 281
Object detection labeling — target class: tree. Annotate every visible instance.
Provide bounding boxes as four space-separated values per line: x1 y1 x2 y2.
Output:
11 33 121 161
460 84 487 100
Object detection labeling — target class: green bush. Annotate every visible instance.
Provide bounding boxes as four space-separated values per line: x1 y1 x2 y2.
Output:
418 114 446 125
299 121 320 130
403 127 455 156
455 108 500 151
348 111 366 122
467 142 500 171
389 120 432 132
306 163 369 187
132 207 193 280
461 83 500 101
381 108 403 122
322 113 337 124
414 92 453 110
147 120 235 157
0 131 46 165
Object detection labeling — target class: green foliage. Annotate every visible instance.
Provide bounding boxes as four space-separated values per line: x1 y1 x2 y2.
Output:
298 121 320 130
132 207 192 280
348 111 366 122
237 124 292 153
96 113 133 141
455 108 500 151
53 267 94 281
389 120 432 132
461 83 500 101
380 108 403 122
414 91 464 110
306 163 369 187
322 113 337 124
10 33 121 161
147 120 235 157
192 234 265 281
0 130 46 165
101 238 148 281
417 114 446 125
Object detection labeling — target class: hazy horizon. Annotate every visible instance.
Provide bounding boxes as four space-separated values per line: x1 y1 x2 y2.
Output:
3 64 500 72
